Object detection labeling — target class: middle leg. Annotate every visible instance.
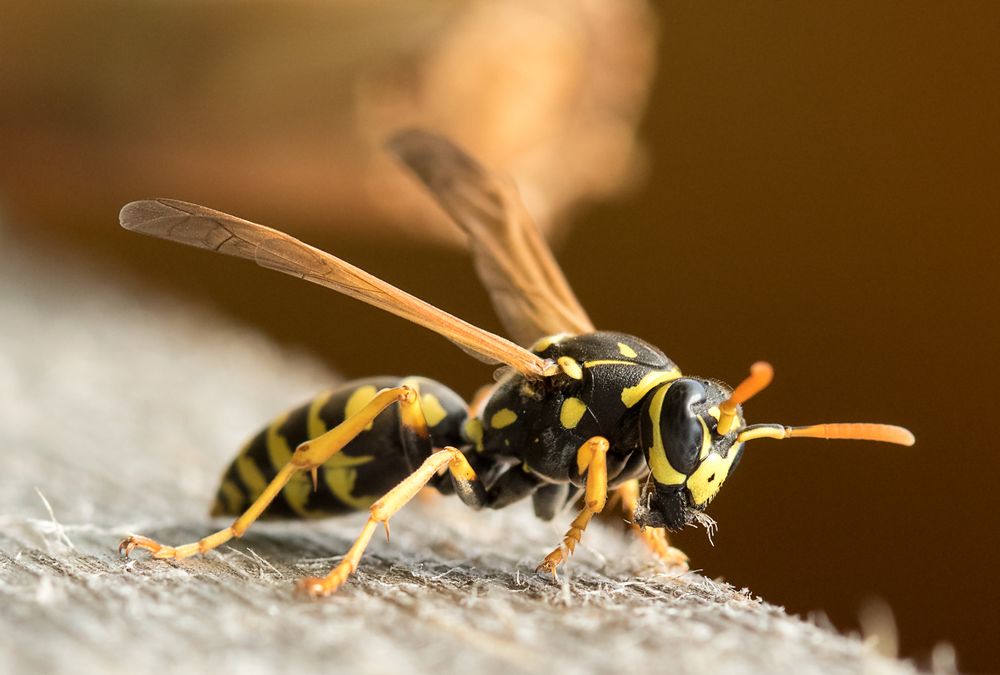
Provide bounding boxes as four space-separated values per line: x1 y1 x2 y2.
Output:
536 436 609 578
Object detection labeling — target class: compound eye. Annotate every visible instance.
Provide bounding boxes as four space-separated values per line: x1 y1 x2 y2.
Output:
660 380 707 475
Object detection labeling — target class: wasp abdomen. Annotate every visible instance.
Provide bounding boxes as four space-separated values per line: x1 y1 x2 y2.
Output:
211 376 468 519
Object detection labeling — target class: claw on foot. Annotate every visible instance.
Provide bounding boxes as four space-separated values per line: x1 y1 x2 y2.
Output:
637 526 690 572
535 553 563 581
295 565 352 598
536 509 591 581
295 576 332 598
659 546 690 572
118 535 167 559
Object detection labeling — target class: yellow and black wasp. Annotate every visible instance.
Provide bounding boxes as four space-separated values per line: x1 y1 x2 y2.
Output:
118 130 914 596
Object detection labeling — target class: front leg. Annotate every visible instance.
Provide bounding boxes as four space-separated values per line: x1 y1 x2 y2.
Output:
536 436 609 578
618 479 689 570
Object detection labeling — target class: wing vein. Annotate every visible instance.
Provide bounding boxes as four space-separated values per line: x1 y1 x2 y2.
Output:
388 129 595 346
119 198 551 379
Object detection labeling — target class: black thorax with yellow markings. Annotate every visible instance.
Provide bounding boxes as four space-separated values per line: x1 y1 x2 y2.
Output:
475 332 681 485
472 331 746 530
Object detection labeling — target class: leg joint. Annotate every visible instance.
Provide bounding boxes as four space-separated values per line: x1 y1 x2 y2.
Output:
394 385 418 405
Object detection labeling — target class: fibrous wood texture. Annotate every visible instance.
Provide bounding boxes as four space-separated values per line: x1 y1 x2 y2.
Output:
0 227 917 675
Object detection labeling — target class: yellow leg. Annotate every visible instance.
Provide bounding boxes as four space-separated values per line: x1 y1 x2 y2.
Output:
536 436 609 578
296 446 477 597
119 386 421 560
618 479 689 569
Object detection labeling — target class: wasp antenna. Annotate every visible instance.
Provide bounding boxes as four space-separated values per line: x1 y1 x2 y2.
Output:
737 423 915 446
717 361 774 435
785 423 915 446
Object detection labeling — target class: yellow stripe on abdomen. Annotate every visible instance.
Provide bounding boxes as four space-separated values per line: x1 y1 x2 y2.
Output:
265 411 323 518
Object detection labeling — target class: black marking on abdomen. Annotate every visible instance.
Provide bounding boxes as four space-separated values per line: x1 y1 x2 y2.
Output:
212 376 468 519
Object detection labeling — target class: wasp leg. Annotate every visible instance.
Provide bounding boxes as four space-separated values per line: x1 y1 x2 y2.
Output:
119 386 421 561
618 479 689 569
296 446 478 597
536 436 609 578
437 450 541 510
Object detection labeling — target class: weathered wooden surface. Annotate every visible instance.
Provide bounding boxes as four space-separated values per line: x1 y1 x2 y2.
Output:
0 228 917 675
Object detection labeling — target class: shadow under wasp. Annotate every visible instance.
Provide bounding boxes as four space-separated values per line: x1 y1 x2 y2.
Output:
117 130 914 596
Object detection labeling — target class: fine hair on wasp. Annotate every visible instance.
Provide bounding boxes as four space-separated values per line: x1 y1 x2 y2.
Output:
116 128 914 597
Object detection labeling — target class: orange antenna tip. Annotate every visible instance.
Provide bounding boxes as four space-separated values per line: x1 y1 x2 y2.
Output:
717 361 774 435
738 422 914 446
784 423 915 446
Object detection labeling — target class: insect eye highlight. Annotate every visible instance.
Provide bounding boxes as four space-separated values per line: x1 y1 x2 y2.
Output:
659 380 708 475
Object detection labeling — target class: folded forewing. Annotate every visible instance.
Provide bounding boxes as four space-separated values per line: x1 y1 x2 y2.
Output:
119 199 552 379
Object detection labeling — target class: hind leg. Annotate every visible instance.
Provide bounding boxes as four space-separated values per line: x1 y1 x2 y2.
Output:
299 446 547 596
297 446 483 596
120 386 423 560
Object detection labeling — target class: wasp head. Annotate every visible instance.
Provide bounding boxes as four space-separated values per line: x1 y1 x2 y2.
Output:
635 376 745 531
634 361 914 532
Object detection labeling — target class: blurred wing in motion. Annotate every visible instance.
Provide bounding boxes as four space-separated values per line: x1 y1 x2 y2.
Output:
388 129 595 347
119 199 554 379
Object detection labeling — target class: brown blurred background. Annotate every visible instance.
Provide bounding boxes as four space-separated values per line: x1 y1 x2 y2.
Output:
2 1 998 670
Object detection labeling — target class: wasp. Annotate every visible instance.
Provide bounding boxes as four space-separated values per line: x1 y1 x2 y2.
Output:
117 130 914 597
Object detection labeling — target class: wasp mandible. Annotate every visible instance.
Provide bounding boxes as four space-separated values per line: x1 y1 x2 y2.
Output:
118 130 914 596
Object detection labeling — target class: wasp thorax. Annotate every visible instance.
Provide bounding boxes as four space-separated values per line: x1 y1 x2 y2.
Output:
636 377 745 531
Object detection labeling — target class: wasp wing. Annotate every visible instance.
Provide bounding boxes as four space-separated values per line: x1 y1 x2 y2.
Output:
119 199 553 379
388 129 595 347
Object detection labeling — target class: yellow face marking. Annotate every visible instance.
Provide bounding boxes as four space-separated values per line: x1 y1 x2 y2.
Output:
531 333 571 352
490 408 518 429
420 393 448 427
557 356 584 380
708 405 720 421
464 418 485 452
218 480 245 514
345 385 378 431
621 369 683 408
647 384 686 486
560 397 587 429
686 445 742 506
307 390 334 439
617 342 638 358
698 416 712 461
